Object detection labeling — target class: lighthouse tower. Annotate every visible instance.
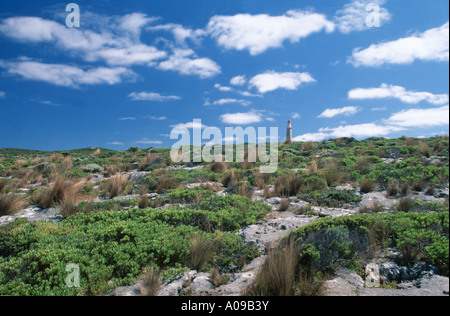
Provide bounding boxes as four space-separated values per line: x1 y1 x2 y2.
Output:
286 120 293 144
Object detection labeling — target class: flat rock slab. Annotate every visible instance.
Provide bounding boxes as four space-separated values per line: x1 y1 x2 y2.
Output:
212 256 267 296
323 268 449 297
359 192 397 210
311 206 358 218
239 212 317 252
0 206 62 226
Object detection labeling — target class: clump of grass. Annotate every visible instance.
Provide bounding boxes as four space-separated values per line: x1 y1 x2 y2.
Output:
397 198 414 212
47 153 64 163
235 181 253 199
139 153 164 171
253 240 299 296
30 174 84 212
138 194 149 209
278 198 291 212
209 161 227 173
386 181 399 197
418 141 431 158
210 268 230 288
220 170 239 188
412 180 425 192
100 174 132 199
0 193 25 216
0 179 8 193
263 185 273 199
400 182 410 197
156 174 179 194
302 142 314 151
355 157 372 175
360 200 385 214
14 159 27 170
58 156 73 174
188 234 221 271
254 172 272 188
360 177 376 193
140 267 161 296
275 174 302 197
320 160 347 186
59 192 82 219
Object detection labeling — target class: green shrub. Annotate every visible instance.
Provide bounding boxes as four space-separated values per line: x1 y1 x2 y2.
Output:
297 189 361 207
161 187 215 204
0 203 261 296
288 212 449 276
83 164 104 173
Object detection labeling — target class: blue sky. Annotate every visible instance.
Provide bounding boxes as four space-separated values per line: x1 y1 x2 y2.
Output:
0 0 449 150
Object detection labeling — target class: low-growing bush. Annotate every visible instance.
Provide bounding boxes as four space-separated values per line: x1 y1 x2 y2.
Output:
288 212 449 276
157 187 214 205
297 189 361 207
0 204 261 296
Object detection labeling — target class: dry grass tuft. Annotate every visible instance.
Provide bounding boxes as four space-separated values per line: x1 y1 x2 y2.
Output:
138 194 149 209
253 240 299 296
397 198 414 213
140 267 161 296
188 234 221 271
100 174 132 199
47 153 64 163
254 172 272 188
278 198 291 212
220 170 242 188
209 161 227 173
0 193 25 216
0 179 8 193
210 268 230 287
30 174 85 217
156 174 179 194
275 174 302 197
302 142 314 151
360 177 376 193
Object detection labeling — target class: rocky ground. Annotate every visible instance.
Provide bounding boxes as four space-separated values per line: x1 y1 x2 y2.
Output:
1 166 449 297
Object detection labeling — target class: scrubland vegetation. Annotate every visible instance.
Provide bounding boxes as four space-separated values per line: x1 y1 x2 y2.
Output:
0 135 448 296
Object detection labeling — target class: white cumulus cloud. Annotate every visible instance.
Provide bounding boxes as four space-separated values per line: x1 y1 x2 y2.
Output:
349 84 449 105
384 105 450 128
230 75 247 86
207 10 335 56
335 0 391 34
249 71 316 94
349 22 449 66
128 91 181 102
220 111 263 125
157 48 221 79
212 99 251 107
0 59 136 88
318 106 361 118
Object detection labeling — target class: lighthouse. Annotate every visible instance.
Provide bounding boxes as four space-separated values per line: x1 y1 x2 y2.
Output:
285 120 293 144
